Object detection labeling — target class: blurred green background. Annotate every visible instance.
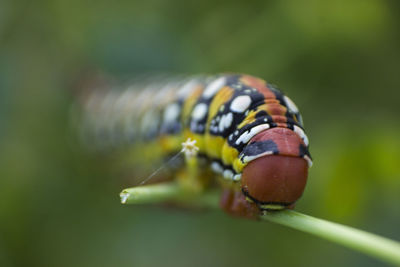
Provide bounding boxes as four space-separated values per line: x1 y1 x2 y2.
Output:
1 0 400 266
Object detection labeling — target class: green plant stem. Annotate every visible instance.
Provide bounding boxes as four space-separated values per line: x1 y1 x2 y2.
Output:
120 183 400 266
262 210 400 266
120 182 184 204
120 182 219 207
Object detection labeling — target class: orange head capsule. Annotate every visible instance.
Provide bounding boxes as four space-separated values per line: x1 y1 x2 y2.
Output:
241 127 311 210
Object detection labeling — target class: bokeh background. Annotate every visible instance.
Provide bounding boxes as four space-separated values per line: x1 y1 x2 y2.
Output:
1 0 400 266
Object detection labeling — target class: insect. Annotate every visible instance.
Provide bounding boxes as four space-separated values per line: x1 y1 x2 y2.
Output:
77 74 312 218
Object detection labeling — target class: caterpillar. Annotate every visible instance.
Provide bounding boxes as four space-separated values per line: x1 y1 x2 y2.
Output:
76 73 312 218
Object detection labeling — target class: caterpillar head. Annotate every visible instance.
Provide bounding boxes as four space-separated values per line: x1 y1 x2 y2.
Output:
241 127 311 210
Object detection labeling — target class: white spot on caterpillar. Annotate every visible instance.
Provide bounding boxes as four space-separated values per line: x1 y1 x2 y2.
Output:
293 125 309 146
284 96 299 114
211 125 218 133
230 95 252 113
233 174 242 181
235 124 270 145
218 112 233 132
140 110 159 134
223 169 234 180
211 162 223 174
163 103 180 123
304 155 313 167
177 79 199 98
203 77 226 98
242 151 273 163
191 103 208 121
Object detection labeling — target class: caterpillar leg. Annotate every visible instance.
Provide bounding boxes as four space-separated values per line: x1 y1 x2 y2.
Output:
220 186 259 219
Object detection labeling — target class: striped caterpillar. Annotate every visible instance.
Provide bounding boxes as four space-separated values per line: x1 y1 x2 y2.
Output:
77 74 312 218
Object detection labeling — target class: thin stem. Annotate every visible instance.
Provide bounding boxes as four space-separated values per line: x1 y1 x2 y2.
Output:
120 182 219 207
120 183 400 266
262 210 400 266
120 182 184 204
